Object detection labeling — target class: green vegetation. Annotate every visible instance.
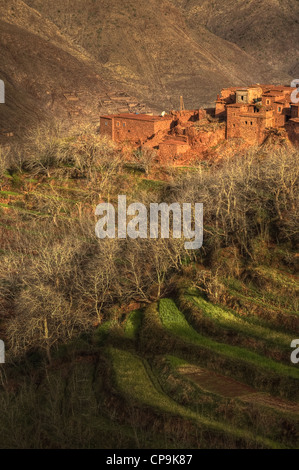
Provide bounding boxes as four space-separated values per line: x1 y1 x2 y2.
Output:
108 348 282 448
188 295 292 349
157 355 299 447
0 129 298 448
225 279 298 317
158 299 299 380
124 310 143 340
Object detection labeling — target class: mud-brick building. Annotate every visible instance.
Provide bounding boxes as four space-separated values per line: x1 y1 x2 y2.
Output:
215 85 263 118
290 103 299 119
159 135 190 161
100 113 173 144
215 87 240 119
226 102 274 145
217 84 297 145
286 104 299 144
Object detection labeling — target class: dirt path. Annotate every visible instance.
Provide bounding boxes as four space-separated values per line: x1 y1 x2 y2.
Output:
178 365 299 415
178 365 256 398
241 393 299 414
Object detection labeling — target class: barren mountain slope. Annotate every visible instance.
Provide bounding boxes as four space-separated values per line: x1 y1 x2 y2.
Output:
23 0 290 110
171 0 299 79
0 0 112 136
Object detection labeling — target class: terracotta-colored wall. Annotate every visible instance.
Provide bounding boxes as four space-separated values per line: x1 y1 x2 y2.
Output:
221 89 237 101
113 118 155 143
111 117 171 143
262 96 272 106
159 141 190 160
273 105 286 127
228 117 266 144
227 105 274 144
291 105 299 119
286 120 299 145
100 117 114 139
236 87 263 104
153 119 172 134
215 101 226 119
226 105 248 139
261 94 284 107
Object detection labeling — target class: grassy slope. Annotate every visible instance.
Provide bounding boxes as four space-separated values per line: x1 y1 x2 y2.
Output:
0 163 298 449
159 299 299 380
186 294 293 350
108 347 282 448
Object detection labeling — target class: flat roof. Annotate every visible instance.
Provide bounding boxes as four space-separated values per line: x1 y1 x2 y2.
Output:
261 85 293 90
263 91 284 96
226 103 248 108
100 113 172 122
160 139 189 146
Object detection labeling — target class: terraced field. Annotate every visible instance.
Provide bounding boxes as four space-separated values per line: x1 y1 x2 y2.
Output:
107 347 280 448
158 299 298 385
0 169 298 449
219 276 299 333
86 293 298 448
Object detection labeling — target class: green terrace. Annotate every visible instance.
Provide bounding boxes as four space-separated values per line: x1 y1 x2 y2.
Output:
158 299 299 381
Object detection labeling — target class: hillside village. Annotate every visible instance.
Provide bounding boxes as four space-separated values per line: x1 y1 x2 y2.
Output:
100 84 299 162
1 1 299 452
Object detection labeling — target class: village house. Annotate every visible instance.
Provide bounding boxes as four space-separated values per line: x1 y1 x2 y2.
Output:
286 103 299 143
216 84 299 145
99 84 299 160
159 135 190 161
99 113 173 145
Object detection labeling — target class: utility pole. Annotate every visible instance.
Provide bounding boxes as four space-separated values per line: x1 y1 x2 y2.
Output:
180 95 185 112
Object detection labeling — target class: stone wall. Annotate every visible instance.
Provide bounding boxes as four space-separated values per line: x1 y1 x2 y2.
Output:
159 140 190 161
100 114 172 144
100 116 114 139
286 119 299 144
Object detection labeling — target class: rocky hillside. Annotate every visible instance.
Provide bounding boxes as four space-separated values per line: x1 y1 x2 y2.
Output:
171 0 299 79
0 0 147 137
23 0 289 110
1 0 296 137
